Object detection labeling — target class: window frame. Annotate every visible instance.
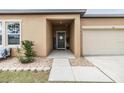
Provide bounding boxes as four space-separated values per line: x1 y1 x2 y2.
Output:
5 19 22 48
0 20 4 47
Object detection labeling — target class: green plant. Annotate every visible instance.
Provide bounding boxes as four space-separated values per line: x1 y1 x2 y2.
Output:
22 40 36 57
18 56 34 63
17 40 36 63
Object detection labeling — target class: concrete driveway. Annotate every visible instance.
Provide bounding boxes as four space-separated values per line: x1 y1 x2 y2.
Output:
86 56 124 83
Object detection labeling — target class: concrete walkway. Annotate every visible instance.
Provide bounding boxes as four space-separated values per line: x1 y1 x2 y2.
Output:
86 56 124 83
49 58 113 82
49 59 75 81
48 50 75 59
48 50 113 82
48 50 75 81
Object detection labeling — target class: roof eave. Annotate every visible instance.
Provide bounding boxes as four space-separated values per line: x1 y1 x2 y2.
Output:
0 9 86 14
82 14 124 18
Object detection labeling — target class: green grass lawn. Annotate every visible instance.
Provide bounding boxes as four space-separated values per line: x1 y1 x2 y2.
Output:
0 71 111 83
0 71 49 83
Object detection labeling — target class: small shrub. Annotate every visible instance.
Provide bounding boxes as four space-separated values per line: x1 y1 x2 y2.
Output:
22 40 36 57
17 40 36 63
18 56 34 63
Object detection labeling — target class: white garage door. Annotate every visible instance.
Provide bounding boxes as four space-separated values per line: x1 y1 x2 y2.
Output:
83 30 124 56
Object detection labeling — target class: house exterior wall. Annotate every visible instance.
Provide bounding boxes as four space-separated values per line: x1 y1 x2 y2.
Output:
0 14 81 57
80 18 124 56
0 15 43 56
81 18 124 26
46 20 53 56
70 22 74 53
74 16 81 57
1 15 124 57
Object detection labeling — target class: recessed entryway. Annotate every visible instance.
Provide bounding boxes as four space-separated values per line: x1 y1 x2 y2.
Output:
41 15 81 57
51 20 73 51
46 19 76 57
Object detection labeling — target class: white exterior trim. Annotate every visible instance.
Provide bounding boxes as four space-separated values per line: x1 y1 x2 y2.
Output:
82 25 124 30
0 20 4 47
114 26 124 29
4 19 22 22
5 20 22 48
2 20 6 47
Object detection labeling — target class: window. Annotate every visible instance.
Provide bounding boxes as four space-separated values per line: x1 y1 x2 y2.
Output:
0 22 2 45
0 20 21 47
6 21 21 46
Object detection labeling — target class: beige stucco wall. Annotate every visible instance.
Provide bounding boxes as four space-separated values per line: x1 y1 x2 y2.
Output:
4 16 124 57
46 20 53 56
81 18 124 26
70 21 74 53
0 15 43 56
0 14 81 57
74 16 81 57
2 16 124 57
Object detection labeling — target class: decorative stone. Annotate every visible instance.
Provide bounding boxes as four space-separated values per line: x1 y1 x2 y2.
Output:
43 67 50 71
36 68 43 71
2 68 8 71
9 68 16 71
0 57 52 72
30 67 36 71
23 68 28 71
16 68 23 71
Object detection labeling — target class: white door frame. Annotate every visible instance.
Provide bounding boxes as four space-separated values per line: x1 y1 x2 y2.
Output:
56 31 66 49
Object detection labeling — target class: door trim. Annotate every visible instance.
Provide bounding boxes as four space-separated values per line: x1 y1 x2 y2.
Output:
56 31 66 49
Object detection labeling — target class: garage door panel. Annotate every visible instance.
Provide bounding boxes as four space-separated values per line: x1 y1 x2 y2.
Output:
83 30 124 55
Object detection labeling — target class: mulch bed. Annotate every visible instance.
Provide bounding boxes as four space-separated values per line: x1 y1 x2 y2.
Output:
69 57 94 67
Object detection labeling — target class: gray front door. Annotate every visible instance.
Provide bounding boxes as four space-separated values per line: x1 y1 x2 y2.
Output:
56 31 66 49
